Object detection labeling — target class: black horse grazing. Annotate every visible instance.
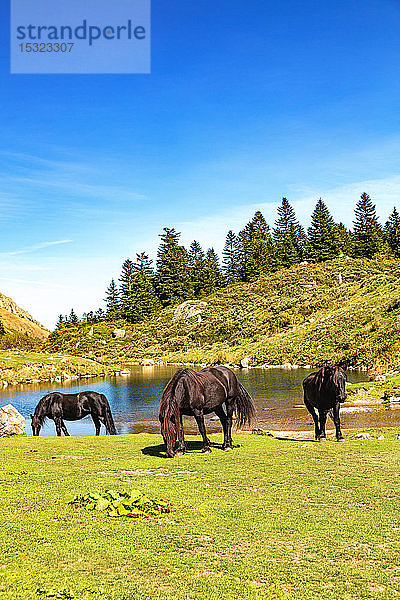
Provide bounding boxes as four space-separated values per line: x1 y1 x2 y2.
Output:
159 365 256 457
303 366 346 442
31 391 117 436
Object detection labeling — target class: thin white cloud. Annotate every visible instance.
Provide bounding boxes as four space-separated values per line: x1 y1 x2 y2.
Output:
0 277 64 288
0 239 73 256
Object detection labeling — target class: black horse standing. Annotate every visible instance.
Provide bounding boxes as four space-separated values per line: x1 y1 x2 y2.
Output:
159 365 256 457
303 366 346 442
31 391 117 436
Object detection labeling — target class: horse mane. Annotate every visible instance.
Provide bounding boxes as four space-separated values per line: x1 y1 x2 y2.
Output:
315 365 345 393
332 365 346 385
33 393 55 425
160 370 185 447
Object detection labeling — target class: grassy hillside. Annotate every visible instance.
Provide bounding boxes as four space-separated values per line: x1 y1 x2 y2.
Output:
1 430 400 600
0 292 49 340
46 257 400 369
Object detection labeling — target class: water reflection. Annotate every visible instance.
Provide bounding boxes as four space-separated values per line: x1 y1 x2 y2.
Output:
1 365 398 436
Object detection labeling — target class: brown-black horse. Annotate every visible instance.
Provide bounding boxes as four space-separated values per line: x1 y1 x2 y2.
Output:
159 365 256 457
31 391 117 436
303 366 346 441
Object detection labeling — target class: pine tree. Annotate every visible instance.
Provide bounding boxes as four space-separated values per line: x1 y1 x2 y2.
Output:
385 207 400 258
0 318 5 336
95 308 106 322
306 198 341 261
155 228 193 306
353 193 385 258
188 240 208 298
56 315 65 329
336 223 354 257
104 279 120 320
222 230 241 285
134 252 154 278
123 272 162 323
239 211 275 281
69 309 79 325
119 258 136 315
201 248 225 296
273 197 306 268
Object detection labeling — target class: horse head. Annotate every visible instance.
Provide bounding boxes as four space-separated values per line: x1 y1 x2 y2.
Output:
159 408 178 458
331 366 347 403
30 413 42 436
159 370 184 457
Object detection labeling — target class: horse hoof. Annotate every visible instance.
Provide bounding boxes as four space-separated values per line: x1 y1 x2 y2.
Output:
337 437 345 443
175 450 185 456
202 447 212 454
223 446 233 452
317 437 327 442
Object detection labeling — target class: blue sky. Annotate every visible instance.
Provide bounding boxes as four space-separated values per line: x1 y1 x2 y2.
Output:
0 0 400 328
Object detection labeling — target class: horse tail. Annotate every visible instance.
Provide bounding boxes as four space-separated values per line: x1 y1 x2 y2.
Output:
234 379 256 429
101 394 117 435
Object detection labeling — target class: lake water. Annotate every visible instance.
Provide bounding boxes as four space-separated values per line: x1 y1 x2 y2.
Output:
1 365 399 437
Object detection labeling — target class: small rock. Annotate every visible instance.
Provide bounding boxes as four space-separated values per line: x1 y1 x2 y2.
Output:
396 434 400 440
377 435 385 441
113 328 126 339
375 375 386 382
240 357 250 368
353 432 372 440
87 327 94 337
251 428 273 436
141 359 155 367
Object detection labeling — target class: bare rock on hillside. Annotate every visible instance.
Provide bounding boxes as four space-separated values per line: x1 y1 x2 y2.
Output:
173 301 207 323
113 328 126 339
0 404 25 436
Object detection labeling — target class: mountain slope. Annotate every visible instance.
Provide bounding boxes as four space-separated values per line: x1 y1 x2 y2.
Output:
0 292 49 340
46 257 400 368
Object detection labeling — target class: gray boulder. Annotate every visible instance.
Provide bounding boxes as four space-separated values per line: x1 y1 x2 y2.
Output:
0 404 25 436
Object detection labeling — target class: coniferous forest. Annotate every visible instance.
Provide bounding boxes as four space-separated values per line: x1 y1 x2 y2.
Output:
57 194 400 328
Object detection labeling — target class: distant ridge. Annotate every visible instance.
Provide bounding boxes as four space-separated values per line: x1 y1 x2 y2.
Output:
0 292 49 340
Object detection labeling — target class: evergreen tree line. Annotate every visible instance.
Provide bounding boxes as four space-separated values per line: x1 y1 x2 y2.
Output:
58 193 400 328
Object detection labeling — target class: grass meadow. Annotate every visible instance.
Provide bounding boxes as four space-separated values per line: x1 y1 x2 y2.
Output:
1 430 400 599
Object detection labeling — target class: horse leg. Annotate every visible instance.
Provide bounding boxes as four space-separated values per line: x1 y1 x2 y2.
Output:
54 416 62 436
193 410 211 453
304 399 320 440
225 401 234 449
60 420 70 436
331 402 344 442
175 413 187 455
318 410 328 441
92 414 101 436
214 405 232 451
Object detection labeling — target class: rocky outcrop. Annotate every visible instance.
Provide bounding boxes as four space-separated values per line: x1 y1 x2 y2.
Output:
0 404 25 436
173 301 207 324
